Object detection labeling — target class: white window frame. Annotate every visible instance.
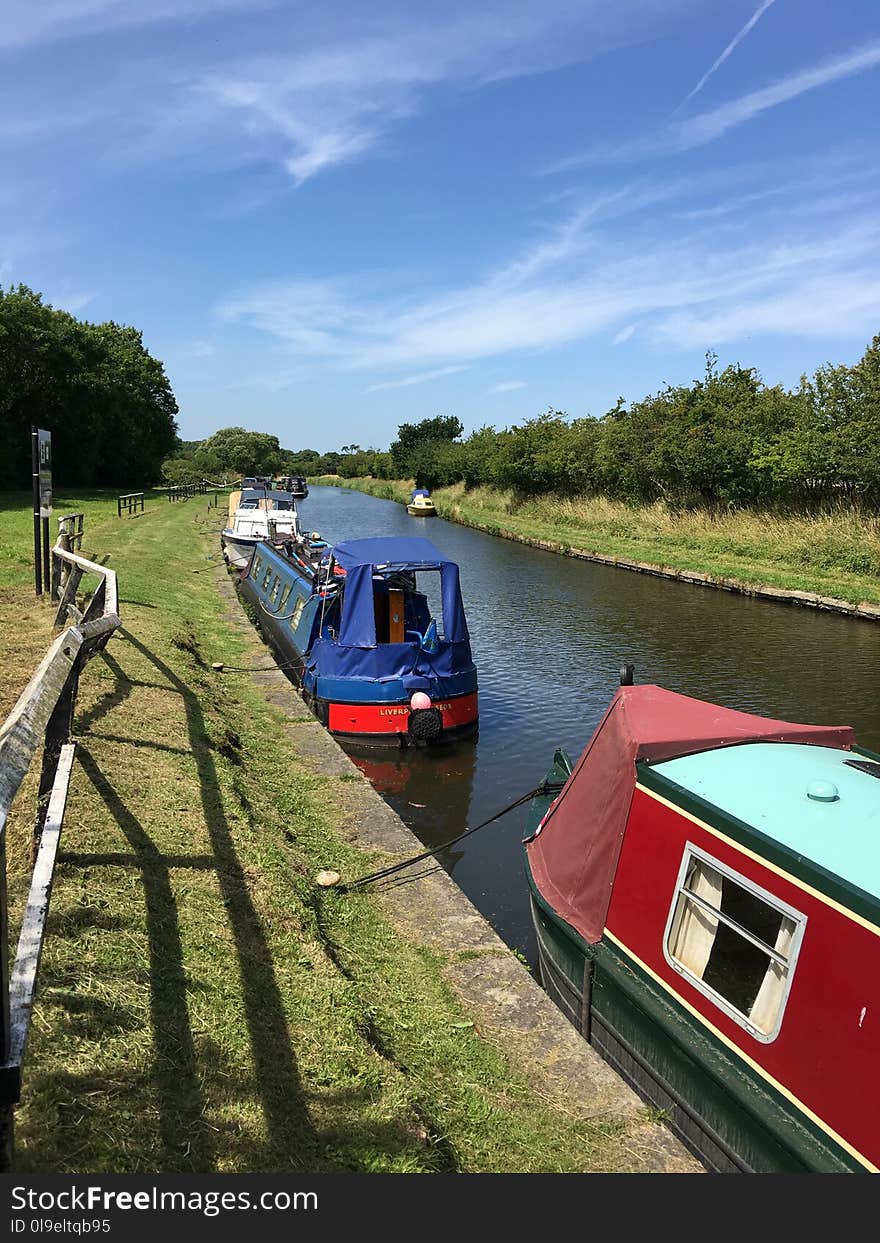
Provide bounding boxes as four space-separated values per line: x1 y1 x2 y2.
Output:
662 842 807 1044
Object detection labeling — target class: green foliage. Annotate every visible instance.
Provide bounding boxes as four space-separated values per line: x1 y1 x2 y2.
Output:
191 426 284 478
390 415 463 479
0 284 178 488
161 457 204 485
298 336 880 512
337 447 395 479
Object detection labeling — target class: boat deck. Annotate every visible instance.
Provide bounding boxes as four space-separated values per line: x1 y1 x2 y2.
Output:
652 742 880 899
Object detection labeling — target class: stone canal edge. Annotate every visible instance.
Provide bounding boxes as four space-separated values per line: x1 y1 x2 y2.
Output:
445 517 880 622
215 564 701 1174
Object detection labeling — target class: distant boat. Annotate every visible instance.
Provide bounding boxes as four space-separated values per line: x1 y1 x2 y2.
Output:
407 488 436 516
524 674 880 1172
221 487 301 568
238 535 478 746
277 475 309 499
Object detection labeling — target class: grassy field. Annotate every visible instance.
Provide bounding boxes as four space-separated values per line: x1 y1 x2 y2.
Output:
311 477 880 607
0 489 660 1173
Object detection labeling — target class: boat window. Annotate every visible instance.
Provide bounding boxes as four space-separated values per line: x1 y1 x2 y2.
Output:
270 576 281 603
369 570 445 644
251 555 263 579
261 567 272 590
414 571 445 639
288 596 306 631
280 584 292 611
664 844 806 1043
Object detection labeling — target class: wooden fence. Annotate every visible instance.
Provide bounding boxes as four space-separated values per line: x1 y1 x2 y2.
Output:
168 482 207 502
0 518 120 1168
117 492 145 517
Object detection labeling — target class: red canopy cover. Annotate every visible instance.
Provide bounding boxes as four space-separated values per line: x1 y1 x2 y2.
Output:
525 684 853 944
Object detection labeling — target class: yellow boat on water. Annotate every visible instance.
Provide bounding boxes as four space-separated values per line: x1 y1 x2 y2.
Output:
407 489 436 516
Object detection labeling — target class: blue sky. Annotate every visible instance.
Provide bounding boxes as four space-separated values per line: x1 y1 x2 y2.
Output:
4 1 880 451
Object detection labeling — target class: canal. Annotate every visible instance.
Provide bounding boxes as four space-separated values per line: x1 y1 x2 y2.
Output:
301 484 880 963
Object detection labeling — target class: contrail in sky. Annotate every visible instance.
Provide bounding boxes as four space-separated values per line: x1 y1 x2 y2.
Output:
682 0 778 104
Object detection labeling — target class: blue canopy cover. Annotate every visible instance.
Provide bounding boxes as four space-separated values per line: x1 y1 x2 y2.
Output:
312 537 471 681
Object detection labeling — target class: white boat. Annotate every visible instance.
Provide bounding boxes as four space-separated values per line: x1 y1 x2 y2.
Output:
221 488 301 568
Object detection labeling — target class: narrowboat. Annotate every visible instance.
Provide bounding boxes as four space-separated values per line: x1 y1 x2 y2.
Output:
523 676 880 1172
277 475 309 499
221 487 300 568
238 535 478 746
407 488 437 517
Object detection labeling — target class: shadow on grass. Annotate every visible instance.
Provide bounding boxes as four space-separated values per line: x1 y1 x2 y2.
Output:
99 627 321 1168
75 744 217 1172
31 629 447 1172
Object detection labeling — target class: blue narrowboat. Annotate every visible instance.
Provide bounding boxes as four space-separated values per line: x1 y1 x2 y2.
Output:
238 535 478 746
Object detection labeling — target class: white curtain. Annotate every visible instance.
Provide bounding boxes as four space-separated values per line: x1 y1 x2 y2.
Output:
749 916 796 1034
671 860 723 979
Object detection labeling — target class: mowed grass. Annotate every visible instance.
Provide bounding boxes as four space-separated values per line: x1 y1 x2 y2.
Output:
0 490 652 1173
311 477 880 606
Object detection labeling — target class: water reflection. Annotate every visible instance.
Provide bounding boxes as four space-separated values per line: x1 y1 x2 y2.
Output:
348 741 476 875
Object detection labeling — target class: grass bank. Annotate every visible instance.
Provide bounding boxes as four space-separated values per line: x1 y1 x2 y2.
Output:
311 477 880 610
0 489 663 1173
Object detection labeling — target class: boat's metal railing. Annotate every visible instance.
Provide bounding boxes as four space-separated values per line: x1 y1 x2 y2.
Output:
0 518 121 1169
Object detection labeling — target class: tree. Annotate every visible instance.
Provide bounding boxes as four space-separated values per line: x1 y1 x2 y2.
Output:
0 284 178 488
161 457 204 485
798 336 880 502
192 427 284 478
390 415 463 477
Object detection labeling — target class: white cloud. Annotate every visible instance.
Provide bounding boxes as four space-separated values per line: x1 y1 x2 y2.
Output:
366 365 469 392
0 0 262 50
679 0 776 106
551 40 880 171
58 291 97 313
0 2 706 187
655 273 880 348
489 380 526 392
671 40 880 151
159 2 702 184
219 197 880 372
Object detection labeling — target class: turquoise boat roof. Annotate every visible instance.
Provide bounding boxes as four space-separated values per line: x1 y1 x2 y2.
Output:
651 743 880 899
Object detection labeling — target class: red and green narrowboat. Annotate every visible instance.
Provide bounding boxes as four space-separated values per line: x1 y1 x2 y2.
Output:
523 677 880 1172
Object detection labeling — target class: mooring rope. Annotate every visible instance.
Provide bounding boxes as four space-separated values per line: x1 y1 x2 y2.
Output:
214 656 308 674
339 781 558 894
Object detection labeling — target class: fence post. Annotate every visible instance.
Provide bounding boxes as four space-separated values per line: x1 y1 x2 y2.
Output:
31 431 42 597
52 528 69 600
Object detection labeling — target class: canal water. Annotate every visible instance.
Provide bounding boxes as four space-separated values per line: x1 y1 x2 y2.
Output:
300 485 880 963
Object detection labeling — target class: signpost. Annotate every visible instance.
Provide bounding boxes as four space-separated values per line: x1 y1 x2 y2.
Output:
31 429 52 595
